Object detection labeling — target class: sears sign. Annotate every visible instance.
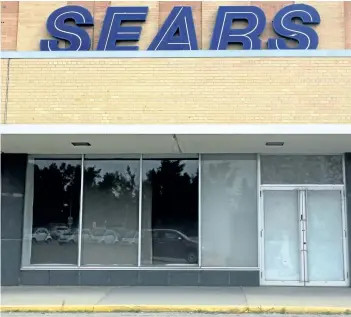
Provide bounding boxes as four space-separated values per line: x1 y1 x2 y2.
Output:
40 4 321 51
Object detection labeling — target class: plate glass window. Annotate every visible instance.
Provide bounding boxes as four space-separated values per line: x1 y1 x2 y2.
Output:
140 158 199 266
201 154 258 267
22 158 81 266
81 159 140 266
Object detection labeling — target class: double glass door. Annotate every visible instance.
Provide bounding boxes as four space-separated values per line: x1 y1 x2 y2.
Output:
261 187 348 286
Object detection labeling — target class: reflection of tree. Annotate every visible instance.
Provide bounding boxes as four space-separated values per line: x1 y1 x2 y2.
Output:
33 159 199 238
33 162 81 227
83 163 139 231
144 160 198 237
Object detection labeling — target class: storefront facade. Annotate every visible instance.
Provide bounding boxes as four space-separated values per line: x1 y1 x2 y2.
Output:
1 1 351 287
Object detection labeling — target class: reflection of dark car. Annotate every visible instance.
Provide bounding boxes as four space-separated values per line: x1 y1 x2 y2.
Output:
152 229 198 264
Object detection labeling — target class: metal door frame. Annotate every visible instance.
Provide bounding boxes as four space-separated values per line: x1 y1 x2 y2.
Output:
259 185 348 287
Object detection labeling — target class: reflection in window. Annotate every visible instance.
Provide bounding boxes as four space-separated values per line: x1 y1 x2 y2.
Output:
261 155 343 184
22 159 81 265
141 159 199 266
81 159 140 266
201 155 258 267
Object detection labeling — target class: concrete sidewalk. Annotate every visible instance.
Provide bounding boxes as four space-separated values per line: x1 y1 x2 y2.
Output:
1 286 351 313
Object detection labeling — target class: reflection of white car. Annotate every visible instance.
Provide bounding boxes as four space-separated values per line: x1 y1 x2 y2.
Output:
87 228 119 245
121 231 139 245
32 228 52 243
58 229 78 244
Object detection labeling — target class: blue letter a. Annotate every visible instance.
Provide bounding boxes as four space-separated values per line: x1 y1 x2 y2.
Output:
148 6 198 50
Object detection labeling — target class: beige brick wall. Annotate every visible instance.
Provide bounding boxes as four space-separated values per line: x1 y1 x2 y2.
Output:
1 2 19 51
17 2 64 51
345 1 351 49
1 59 9 124
4 58 351 124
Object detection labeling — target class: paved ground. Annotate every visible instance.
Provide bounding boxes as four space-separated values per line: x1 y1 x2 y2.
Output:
2 286 351 307
1 313 348 317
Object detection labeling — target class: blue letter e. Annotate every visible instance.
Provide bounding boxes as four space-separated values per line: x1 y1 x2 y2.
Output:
148 6 198 50
210 6 266 50
268 4 321 50
40 6 93 51
97 7 148 51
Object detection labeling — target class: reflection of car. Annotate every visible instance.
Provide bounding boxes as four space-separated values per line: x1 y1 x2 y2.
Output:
50 225 70 239
152 229 198 264
89 228 119 245
58 229 78 244
121 231 139 245
81 229 93 243
32 228 52 243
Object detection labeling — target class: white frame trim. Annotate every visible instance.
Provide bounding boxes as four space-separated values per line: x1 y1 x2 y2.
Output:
257 155 262 280
21 159 35 267
137 155 143 267
198 154 202 268
2 124 351 135
77 154 84 267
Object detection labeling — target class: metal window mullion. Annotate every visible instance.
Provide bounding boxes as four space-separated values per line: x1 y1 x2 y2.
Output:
198 154 202 268
301 190 308 284
257 154 263 281
77 154 85 267
137 154 143 268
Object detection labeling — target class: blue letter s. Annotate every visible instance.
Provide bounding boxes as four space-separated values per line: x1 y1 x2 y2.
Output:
268 4 320 50
210 6 266 50
40 5 93 51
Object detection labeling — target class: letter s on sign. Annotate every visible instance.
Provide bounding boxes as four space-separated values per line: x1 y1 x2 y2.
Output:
40 6 93 51
268 4 321 50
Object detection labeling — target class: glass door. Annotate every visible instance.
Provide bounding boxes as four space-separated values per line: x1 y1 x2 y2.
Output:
304 188 348 286
261 187 348 286
261 188 304 285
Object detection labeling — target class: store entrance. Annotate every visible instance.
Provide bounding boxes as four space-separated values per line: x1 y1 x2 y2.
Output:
260 186 348 286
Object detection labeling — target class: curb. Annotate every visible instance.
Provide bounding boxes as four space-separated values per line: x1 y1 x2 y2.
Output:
1 305 351 314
